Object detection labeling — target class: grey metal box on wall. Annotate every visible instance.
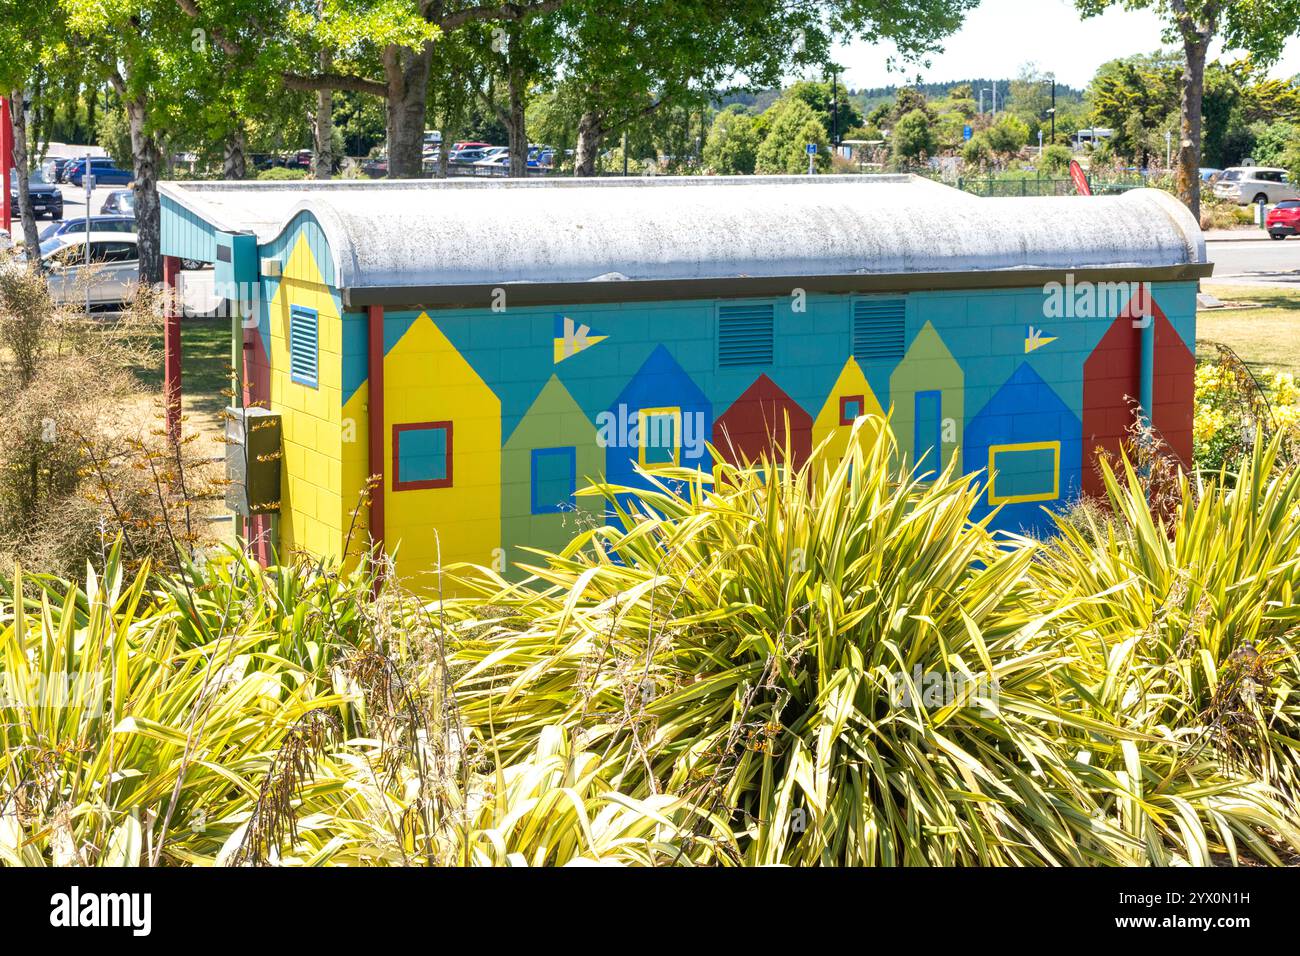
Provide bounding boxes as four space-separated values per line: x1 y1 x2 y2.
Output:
225 407 282 516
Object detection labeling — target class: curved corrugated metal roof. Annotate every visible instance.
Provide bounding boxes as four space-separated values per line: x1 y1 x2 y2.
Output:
159 175 1206 294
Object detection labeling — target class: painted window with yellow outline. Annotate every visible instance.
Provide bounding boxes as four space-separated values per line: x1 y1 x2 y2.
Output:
987 441 1060 505
638 407 681 469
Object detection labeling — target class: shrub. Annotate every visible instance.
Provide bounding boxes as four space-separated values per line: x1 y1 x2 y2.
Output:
0 270 217 577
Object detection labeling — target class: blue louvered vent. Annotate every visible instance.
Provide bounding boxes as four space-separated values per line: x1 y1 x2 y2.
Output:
289 305 319 388
853 298 906 361
718 303 775 367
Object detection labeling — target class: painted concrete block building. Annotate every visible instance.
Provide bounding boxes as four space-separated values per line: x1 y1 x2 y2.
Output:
158 175 1209 585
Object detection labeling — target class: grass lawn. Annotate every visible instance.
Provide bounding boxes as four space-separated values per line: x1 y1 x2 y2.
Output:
129 317 233 414
1197 283 1300 377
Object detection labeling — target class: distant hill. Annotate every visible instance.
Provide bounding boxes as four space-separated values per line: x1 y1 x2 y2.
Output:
715 79 1086 117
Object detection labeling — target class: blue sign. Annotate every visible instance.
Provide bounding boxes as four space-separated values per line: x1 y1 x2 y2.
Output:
806 143 817 154
963 125 973 141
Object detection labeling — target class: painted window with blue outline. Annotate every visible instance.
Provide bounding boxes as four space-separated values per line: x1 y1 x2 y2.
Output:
638 407 681 468
530 446 577 514
289 305 319 388
914 390 942 479
393 421 453 491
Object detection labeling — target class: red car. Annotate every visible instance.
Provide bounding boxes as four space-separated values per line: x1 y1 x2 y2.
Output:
1266 200 1300 239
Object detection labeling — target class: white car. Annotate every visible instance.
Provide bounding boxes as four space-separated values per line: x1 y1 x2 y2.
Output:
39 231 140 306
1212 166 1300 206
472 146 510 166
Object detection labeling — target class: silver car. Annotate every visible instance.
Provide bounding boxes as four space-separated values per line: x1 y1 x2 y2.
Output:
38 231 140 306
1212 166 1300 206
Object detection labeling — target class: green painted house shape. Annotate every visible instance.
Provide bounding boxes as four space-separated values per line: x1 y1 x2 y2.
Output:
501 375 605 572
889 321 964 478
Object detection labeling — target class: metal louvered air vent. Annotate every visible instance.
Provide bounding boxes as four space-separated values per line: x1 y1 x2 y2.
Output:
717 303 775 368
289 305 319 388
852 298 906 361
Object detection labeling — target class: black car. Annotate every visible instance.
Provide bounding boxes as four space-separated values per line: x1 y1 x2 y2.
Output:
8 167 63 220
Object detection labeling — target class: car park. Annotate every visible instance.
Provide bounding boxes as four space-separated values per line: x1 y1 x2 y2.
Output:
65 157 134 187
8 167 64 220
1212 166 1299 206
100 189 136 215
1266 199 1300 239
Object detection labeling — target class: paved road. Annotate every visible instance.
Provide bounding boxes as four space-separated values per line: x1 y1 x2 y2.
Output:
1206 236 1300 287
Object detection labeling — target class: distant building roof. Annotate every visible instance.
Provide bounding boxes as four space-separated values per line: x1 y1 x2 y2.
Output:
159 175 1209 305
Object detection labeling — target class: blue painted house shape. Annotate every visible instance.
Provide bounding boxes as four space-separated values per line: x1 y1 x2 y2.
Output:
604 345 712 522
964 362 1082 535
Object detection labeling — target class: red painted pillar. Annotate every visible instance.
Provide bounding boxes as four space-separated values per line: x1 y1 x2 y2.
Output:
368 304 386 554
1 97 13 238
163 256 182 443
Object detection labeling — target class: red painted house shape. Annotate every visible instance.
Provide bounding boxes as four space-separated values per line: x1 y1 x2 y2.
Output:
713 374 813 468
1081 286 1195 497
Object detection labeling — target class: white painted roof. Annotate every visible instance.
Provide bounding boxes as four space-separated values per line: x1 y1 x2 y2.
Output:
159 175 1206 291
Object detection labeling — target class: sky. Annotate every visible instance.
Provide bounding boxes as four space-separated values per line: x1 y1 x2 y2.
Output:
830 0 1300 90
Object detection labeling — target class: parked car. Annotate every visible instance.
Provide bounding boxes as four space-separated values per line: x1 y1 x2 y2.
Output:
8 167 63 220
1266 199 1300 239
284 150 314 171
36 232 140 307
65 157 134 187
42 157 73 183
1200 167 1222 184
449 143 493 165
470 146 510 168
1212 166 1299 206
39 216 138 242
100 189 136 215
361 155 389 178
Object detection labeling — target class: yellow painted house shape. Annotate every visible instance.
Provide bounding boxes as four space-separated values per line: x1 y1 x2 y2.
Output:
812 356 885 463
268 232 351 561
383 312 501 584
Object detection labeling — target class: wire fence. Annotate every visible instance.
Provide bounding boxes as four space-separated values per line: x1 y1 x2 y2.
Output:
956 176 1150 197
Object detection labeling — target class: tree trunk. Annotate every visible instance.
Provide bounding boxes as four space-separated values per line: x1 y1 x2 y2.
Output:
223 128 248 180
506 64 527 178
438 134 451 178
9 90 42 263
125 97 162 284
574 111 604 177
1177 33 1208 223
85 84 96 145
384 42 432 179
313 48 334 179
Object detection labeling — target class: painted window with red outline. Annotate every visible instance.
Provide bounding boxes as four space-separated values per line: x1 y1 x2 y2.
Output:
393 421 453 490
839 395 865 426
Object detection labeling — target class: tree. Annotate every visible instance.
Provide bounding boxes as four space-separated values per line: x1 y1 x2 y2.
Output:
985 113 1029 154
0 2 64 260
889 86 931 122
703 105 761 174
782 79 864 143
755 98 829 174
1078 0 1300 220
891 108 935 165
